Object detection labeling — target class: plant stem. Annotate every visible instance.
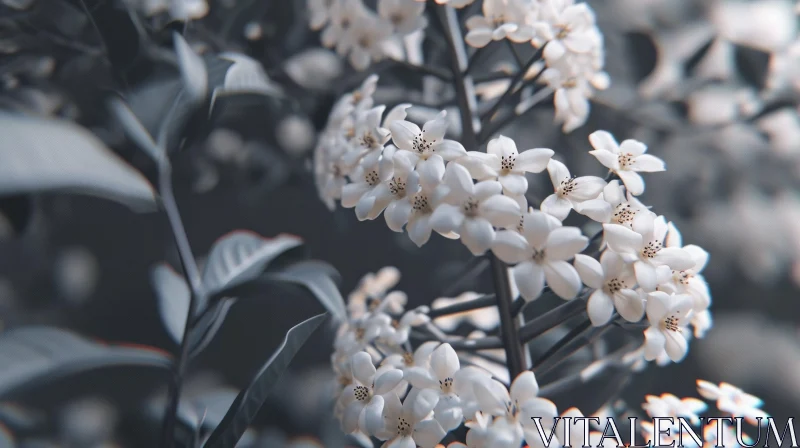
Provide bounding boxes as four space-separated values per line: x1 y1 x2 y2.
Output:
390 58 453 81
489 255 526 379
479 46 543 129
437 4 478 143
438 256 490 297
158 161 203 448
518 297 586 343
427 294 496 319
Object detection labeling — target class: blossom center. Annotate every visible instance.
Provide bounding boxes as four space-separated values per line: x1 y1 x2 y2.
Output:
412 133 434 155
641 240 661 259
412 193 432 213
563 77 578 89
354 385 372 402
462 197 480 217
532 248 546 263
365 170 380 186
606 277 626 293
557 176 578 196
662 313 683 332
505 399 521 421
618 153 635 169
360 132 377 148
439 377 454 394
389 177 407 196
500 154 516 173
672 270 692 285
517 215 524 232
402 352 414 366
396 417 413 436
612 203 636 226
389 13 404 26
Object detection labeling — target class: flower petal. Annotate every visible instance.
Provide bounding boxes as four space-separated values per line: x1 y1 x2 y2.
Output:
408 214 434 246
603 223 642 255
385 200 413 232
480 194 522 228
634 261 659 292
540 194 573 221
492 230 532 264
575 198 612 223
413 419 447 448
474 378 511 415
589 149 618 170
619 139 647 156
644 327 666 361
351 351 377 386
487 135 518 158
513 261 546 301
499 173 529 195
430 203 465 234
374 368 404 395
389 120 421 152
444 162 475 199
423 111 448 142
617 170 645 196
615 288 645 322
460 218 496 255
573 254 604 289
546 159 570 187
435 139 468 161
588 130 619 153
652 247 696 271
631 154 665 172
587 290 614 326
545 226 588 261
430 343 460 381
515 147 554 173
664 330 688 362
646 290 671 322
544 260 582 299
510 370 540 403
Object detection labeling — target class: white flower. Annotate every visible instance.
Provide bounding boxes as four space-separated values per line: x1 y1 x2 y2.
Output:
341 352 404 434
642 394 707 425
405 343 491 431
382 340 440 373
417 0 475 8
464 0 537 48
540 64 608 133
690 309 712 339
321 0 367 55
662 222 711 312
464 135 553 199
431 292 500 332
308 0 339 30
603 212 696 292
373 389 447 448
334 313 392 356
389 111 468 173
473 372 559 448
697 380 769 425
430 163 521 255
583 180 647 227
492 210 587 300
341 149 392 218
378 0 427 36
342 12 393 70
404 156 451 247
380 308 431 346
541 159 606 221
535 0 600 62
348 267 402 317
573 251 645 325
588 131 665 196
643 291 693 362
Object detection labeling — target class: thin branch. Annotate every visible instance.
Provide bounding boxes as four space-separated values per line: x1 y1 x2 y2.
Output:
438 256 490 297
489 255 526 378
518 297 586 343
479 45 544 129
427 294 496 319
389 58 453 81
533 321 614 378
437 4 478 144
449 335 504 351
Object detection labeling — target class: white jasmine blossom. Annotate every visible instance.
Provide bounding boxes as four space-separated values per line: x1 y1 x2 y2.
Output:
541 159 606 221
663 222 711 312
340 351 404 434
430 163 521 255
492 210 587 300
465 135 553 197
574 251 645 325
696 380 769 424
644 291 693 362
535 0 599 62
389 111 468 173
588 131 665 196
603 212 696 292
642 393 707 425
378 0 427 36
373 388 448 448
464 0 537 48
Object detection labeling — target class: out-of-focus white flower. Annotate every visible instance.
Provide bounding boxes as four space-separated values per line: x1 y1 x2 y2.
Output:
697 380 770 425
690 309 712 339
603 212 695 292
588 131 665 196
380 308 431 345
416 0 475 8
341 149 392 217
492 210 587 300
340 352 404 434
644 291 693 362
710 0 797 53
382 340 440 373
342 12 394 70
430 163 521 255
642 393 707 425
378 0 427 36
574 251 644 325
541 159 606 221
308 0 339 30
535 0 599 62
431 292 500 331
464 0 537 48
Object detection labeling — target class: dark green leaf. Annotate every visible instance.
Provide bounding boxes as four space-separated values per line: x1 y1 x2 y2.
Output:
0 327 171 400
263 261 346 321
173 33 208 104
202 313 328 448
108 96 162 164
151 263 191 344
0 113 157 212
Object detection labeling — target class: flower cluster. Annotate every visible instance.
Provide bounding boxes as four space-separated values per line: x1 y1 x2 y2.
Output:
332 268 586 447
308 0 427 70
465 0 609 131
315 74 712 364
